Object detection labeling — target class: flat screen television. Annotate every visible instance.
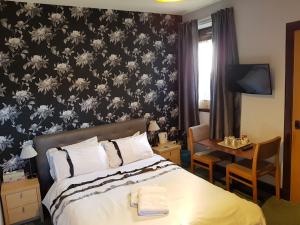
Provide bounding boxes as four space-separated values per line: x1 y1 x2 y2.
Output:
227 64 272 95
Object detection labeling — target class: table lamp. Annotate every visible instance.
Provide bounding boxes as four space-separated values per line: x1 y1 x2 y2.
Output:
148 120 160 146
20 145 37 179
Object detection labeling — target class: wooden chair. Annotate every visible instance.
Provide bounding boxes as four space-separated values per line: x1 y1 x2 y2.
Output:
226 136 281 203
188 124 230 183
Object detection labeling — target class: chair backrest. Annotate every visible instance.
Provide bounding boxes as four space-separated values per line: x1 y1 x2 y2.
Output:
188 124 209 155
252 136 281 175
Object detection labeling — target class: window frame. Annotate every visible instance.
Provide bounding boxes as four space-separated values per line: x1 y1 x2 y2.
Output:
199 108 210 112
198 25 213 112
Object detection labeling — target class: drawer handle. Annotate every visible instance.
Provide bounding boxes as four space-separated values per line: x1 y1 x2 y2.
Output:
22 207 25 213
20 193 23 199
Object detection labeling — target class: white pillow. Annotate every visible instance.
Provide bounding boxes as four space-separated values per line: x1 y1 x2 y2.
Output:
100 141 122 168
100 131 141 168
47 137 99 180
133 131 140 136
116 132 153 165
46 148 59 180
50 150 71 181
46 137 109 181
66 141 109 176
47 147 71 180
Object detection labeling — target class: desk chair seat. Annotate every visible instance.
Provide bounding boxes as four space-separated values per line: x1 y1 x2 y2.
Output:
192 151 230 183
227 159 276 180
193 151 222 164
226 137 281 203
188 124 230 183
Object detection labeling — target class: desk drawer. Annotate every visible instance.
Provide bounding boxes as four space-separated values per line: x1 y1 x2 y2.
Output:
8 202 39 224
6 189 37 209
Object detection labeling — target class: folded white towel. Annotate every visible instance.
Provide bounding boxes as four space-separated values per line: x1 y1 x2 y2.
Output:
130 189 138 207
137 186 169 216
130 186 166 208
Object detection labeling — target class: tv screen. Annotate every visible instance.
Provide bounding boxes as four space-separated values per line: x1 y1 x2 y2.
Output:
228 64 272 95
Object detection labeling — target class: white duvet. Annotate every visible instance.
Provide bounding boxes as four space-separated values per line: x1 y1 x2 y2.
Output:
43 155 266 225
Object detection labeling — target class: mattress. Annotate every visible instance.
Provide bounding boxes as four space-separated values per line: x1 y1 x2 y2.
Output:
43 155 266 225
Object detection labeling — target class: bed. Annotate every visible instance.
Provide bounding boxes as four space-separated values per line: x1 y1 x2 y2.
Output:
34 118 266 225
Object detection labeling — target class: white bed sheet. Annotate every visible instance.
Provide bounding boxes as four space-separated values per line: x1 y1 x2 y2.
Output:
43 155 266 225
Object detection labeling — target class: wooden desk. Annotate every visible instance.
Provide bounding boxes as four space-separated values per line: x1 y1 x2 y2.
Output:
196 139 255 160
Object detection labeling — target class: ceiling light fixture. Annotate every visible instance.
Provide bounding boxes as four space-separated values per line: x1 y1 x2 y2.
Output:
155 0 183 3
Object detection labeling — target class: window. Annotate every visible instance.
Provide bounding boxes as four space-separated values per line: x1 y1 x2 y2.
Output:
198 25 213 110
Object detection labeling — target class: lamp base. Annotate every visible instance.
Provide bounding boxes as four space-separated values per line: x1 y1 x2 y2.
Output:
152 134 159 146
25 158 37 179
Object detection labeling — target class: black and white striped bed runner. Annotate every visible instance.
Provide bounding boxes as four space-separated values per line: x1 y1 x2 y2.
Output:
50 159 179 224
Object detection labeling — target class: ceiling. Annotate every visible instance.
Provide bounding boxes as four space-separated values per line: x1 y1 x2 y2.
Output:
12 0 222 15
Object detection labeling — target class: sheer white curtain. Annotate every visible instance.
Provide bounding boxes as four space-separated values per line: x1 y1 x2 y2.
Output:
198 39 212 108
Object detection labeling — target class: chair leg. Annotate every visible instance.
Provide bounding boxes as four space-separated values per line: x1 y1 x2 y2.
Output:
252 181 258 203
275 167 281 199
209 163 213 183
226 168 230 191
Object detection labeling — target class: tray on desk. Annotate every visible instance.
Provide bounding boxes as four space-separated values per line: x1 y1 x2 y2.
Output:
217 141 253 150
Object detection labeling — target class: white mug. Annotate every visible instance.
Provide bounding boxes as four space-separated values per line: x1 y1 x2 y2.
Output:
158 132 168 145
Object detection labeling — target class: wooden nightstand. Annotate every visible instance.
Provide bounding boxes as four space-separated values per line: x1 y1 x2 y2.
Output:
152 142 181 165
1 178 44 225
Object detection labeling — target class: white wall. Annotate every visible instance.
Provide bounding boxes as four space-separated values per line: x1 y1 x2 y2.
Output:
184 0 300 185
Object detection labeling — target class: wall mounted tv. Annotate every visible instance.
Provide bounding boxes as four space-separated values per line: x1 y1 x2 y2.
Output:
228 64 272 95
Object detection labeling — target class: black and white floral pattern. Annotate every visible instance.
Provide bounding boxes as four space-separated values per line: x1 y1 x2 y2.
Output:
0 1 180 173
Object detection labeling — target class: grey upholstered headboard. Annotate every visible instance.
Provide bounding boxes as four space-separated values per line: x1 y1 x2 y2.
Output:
33 118 146 197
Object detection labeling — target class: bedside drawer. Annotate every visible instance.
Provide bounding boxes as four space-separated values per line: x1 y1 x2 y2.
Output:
169 150 180 165
6 188 37 209
8 203 39 224
160 151 171 160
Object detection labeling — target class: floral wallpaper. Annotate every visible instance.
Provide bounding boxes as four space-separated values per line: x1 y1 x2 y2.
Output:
0 1 181 173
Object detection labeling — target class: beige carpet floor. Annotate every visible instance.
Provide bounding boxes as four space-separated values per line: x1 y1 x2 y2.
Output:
262 197 300 225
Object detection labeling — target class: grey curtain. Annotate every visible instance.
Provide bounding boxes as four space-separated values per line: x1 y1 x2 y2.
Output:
209 8 241 139
178 20 200 132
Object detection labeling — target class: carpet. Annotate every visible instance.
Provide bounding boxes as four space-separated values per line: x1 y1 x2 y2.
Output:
262 196 300 225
